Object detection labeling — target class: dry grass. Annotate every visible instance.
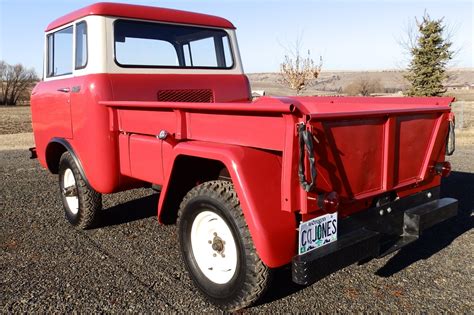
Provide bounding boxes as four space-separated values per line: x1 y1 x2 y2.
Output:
0 106 32 134
248 69 474 96
0 132 34 150
451 99 474 146
449 91 474 102
455 128 474 146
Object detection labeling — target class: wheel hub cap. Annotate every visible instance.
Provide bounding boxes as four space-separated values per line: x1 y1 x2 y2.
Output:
190 211 238 284
63 168 79 214
211 234 224 252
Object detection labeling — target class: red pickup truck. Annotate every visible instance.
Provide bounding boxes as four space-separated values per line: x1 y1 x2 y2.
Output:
30 2 458 311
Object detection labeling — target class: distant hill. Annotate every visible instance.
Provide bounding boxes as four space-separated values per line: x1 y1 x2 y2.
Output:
248 69 474 96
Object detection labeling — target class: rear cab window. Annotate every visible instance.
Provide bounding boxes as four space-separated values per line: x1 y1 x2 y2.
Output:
75 21 88 69
114 19 234 69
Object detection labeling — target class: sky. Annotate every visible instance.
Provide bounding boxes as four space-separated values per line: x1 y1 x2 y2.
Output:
0 0 472 75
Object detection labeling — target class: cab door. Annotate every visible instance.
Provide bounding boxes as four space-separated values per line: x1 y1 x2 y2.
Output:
39 25 74 139
36 80 73 139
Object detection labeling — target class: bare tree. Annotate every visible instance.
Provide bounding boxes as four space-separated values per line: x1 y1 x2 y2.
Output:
279 37 322 95
0 62 6 102
344 77 384 96
0 61 38 105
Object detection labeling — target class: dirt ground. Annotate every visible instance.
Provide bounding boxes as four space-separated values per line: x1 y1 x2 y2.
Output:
1 147 472 313
0 106 32 135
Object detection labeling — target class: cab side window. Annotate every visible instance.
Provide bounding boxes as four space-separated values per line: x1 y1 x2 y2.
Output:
47 26 73 77
75 22 87 69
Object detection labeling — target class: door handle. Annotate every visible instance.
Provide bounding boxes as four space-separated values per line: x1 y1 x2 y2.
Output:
57 87 70 93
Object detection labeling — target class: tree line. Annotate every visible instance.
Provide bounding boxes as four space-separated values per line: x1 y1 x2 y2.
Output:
0 61 38 105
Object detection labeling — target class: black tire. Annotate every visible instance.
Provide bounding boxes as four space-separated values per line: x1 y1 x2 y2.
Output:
58 151 101 229
177 180 271 311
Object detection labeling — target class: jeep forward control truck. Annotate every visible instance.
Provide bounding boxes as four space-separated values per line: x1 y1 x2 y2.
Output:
30 3 458 310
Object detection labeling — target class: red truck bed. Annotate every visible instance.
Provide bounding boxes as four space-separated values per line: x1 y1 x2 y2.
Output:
101 96 453 218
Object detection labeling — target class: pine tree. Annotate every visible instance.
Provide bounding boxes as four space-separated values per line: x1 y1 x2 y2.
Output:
404 13 453 96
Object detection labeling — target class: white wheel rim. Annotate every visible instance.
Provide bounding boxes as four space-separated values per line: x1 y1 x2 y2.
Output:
63 168 79 214
190 210 238 284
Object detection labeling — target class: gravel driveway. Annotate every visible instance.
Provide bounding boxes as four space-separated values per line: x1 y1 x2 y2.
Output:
1 143 472 312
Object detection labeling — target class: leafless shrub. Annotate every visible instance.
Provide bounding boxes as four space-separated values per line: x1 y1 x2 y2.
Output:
279 37 323 95
0 61 38 105
344 77 384 96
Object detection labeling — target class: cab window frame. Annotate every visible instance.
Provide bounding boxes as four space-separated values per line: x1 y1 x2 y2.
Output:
46 25 74 78
113 19 235 70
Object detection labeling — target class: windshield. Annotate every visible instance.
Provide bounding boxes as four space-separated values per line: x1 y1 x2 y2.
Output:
114 19 234 69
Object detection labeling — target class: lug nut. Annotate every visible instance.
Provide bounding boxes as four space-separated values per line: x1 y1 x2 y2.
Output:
379 209 384 216
427 192 432 198
387 207 392 213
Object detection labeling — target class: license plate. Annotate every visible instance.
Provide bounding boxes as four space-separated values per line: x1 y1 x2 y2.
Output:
298 212 338 255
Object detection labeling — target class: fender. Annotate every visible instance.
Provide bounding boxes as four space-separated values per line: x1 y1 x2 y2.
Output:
47 138 90 187
158 141 297 268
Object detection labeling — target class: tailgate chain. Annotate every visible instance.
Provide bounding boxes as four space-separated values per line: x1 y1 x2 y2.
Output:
446 114 455 156
297 123 317 192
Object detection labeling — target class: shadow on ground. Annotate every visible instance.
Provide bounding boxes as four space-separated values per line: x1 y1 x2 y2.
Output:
90 172 473 305
376 171 473 277
260 171 473 305
95 193 159 228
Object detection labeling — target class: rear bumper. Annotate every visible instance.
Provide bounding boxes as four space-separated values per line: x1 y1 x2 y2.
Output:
292 187 458 285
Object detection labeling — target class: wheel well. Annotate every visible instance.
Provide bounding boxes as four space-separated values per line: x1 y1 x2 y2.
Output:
45 142 68 174
160 155 229 224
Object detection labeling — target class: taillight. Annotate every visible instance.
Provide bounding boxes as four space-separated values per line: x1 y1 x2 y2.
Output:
435 161 452 177
323 191 340 213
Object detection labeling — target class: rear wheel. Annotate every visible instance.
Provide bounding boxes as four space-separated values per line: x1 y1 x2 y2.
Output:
178 180 271 311
58 152 101 229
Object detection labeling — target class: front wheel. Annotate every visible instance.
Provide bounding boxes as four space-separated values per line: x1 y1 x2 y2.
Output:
178 180 271 311
58 152 101 229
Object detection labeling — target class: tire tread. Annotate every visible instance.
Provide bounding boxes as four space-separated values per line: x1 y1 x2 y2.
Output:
59 152 101 229
178 180 271 311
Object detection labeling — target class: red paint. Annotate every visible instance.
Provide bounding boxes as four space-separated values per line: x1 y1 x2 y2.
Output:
107 74 251 103
46 2 235 31
32 4 456 268
158 141 296 267
31 72 455 267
